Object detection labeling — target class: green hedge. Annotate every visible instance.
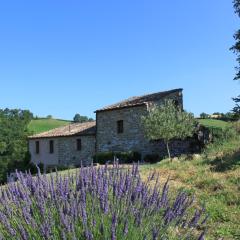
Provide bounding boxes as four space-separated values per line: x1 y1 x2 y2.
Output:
93 151 141 165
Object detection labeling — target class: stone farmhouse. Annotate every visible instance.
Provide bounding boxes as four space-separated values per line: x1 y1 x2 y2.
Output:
29 88 190 167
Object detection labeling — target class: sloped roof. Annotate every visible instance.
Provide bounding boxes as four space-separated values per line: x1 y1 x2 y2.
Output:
95 88 183 112
28 121 96 139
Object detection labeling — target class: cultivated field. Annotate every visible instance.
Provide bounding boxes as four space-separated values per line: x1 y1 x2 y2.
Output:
28 118 71 134
198 119 229 129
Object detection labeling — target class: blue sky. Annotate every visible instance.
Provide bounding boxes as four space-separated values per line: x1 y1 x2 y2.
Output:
0 0 239 119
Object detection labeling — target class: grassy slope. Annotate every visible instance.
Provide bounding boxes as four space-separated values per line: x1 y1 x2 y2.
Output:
58 136 239 239
28 117 238 238
140 139 240 239
198 119 229 129
56 138 240 239
28 118 71 134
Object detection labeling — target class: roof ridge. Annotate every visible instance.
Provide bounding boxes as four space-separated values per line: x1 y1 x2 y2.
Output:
96 88 183 112
134 88 183 99
28 121 96 139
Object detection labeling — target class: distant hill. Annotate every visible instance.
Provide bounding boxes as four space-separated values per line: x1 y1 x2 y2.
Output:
28 118 71 134
28 117 229 135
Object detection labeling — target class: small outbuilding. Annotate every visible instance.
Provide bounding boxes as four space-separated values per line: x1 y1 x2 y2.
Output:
28 121 96 167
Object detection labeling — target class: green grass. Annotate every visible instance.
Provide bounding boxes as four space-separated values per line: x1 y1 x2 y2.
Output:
26 117 239 238
198 119 229 129
28 118 71 134
55 136 240 239
140 137 240 239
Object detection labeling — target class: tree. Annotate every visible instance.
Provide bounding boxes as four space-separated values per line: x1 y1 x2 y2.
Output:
73 113 94 123
200 112 209 119
231 0 240 117
0 109 33 183
232 96 240 116
223 112 235 120
142 100 196 160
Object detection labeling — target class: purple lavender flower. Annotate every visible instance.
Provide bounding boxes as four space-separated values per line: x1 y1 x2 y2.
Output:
0 163 208 239
111 212 117 240
198 231 206 240
123 219 128 236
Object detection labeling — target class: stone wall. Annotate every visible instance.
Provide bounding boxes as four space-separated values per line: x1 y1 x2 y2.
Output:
96 105 149 155
30 135 96 167
58 136 96 166
96 91 185 158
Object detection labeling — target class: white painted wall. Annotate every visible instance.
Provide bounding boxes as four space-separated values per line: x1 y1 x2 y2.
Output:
29 138 59 166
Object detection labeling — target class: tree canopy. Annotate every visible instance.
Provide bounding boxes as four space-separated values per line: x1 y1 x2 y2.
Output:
73 113 94 123
200 112 210 119
231 0 240 116
0 109 33 183
142 100 196 159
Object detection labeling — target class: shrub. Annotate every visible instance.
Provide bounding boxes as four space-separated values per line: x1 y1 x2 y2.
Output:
216 126 237 142
144 154 162 164
0 164 207 239
93 151 141 164
209 125 238 142
93 152 114 164
232 121 240 133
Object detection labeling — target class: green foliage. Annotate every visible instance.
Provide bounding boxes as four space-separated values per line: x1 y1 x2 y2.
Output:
232 120 240 133
73 113 94 123
142 100 196 159
140 135 240 239
199 112 209 119
28 118 70 134
231 1 240 115
206 124 238 144
93 151 141 164
0 108 33 183
223 111 236 120
232 96 240 117
231 1 240 80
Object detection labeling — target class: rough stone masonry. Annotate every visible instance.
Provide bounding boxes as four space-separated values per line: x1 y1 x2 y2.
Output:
29 88 200 167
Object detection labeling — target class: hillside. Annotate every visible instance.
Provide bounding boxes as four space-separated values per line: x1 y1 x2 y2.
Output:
28 118 71 134
28 118 229 135
57 137 240 239
139 138 240 239
198 118 229 129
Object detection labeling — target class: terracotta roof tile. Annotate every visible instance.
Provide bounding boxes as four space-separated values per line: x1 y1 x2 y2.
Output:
95 88 183 112
28 121 96 139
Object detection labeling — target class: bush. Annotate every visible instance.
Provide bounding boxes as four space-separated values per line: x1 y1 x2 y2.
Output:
144 154 162 164
0 164 207 239
214 126 238 142
232 121 240 133
93 151 141 164
209 125 238 142
93 152 114 164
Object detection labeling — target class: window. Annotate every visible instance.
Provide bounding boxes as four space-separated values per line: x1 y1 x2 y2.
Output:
174 100 179 107
35 141 39 154
49 140 54 154
77 139 82 151
117 120 124 134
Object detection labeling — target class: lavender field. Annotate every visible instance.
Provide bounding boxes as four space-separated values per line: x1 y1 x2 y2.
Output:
0 164 207 239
